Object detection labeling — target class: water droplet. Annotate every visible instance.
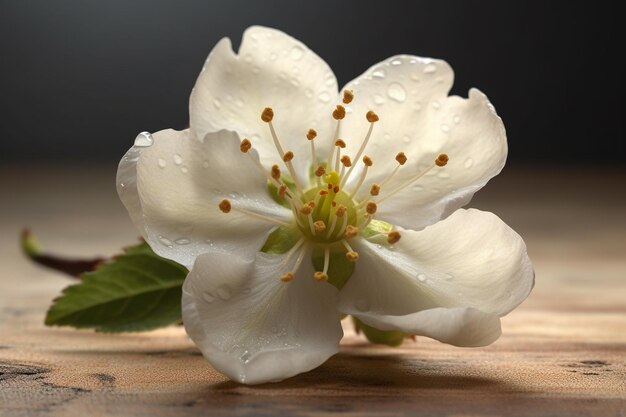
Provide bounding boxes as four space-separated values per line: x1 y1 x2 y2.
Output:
134 131 153 147
410 73 421 82
390 59 403 66
440 123 450 133
464 158 474 169
423 63 437 73
213 98 222 109
290 45 304 61
202 291 215 303
173 154 183 165
453 115 461 124
202 160 209 169
318 91 331 103
437 171 450 179
119 182 125 188
175 237 190 245
432 101 441 109
387 83 406 102
290 77 300 88
372 69 386 79
402 135 411 144
240 350 252 364
216 285 232 300
355 299 370 312
180 165 189 174
373 94 386 105
157 158 167 168
158 236 173 247
325 75 335 86
417 273 427 282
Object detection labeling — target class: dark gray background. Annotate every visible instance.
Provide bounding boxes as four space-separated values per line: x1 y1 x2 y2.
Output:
1 1 622 165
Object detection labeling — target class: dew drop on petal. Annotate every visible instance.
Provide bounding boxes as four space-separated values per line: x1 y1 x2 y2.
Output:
355 298 371 312
202 291 215 303
290 77 300 88
417 273 427 282
453 114 461 124
240 350 252 364
157 158 167 168
290 45 304 60
464 158 474 169
216 285 232 300
372 69 386 79
134 131 153 147
440 123 450 133
432 101 441 109
213 98 222 109
180 165 189 174
390 59 403 66
402 135 411 144
373 94 386 105
175 237 190 245
423 63 437 73
318 91 331 103
269 52 277 61
158 236 173 247
438 171 450 179
173 154 183 165
412 185 424 192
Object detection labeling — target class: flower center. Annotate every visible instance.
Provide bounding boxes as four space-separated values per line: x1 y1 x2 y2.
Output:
218 89 449 284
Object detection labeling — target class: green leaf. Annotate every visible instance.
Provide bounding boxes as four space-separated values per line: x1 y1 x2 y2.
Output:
45 242 188 332
353 317 409 347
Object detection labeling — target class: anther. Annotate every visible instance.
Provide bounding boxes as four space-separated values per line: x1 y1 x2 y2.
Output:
261 107 274 123
271 164 281 180
366 110 379 123
283 151 294 162
314 272 328 282
299 205 313 215
363 155 373 166
346 251 359 262
370 184 380 196
307 201 316 208
342 89 354 104
333 185 340 193
340 155 352 167
278 184 288 198
335 139 346 148
435 153 449 167
281 272 294 282
306 128 317 140
366 201 378 215
387 231 401 244
240 138 252 153
332 105 346 120
335 205 347 217
218 199 231 213
395 152 408 165
313 220 326 232
344 225 359 238
315 166 326 177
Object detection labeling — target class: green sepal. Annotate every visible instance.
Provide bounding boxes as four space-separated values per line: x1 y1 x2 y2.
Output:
261 226 301 254
267 176 297 208
312 244 355 290
363 218 393 239
353 317 409 347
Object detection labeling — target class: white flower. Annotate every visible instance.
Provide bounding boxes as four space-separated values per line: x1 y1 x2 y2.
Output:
117 26 534 384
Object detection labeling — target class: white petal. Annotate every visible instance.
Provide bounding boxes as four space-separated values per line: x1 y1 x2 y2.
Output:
117 128 292 268
190 26 338 181
338 209 534 346
182 249 343 384
340 55 507 230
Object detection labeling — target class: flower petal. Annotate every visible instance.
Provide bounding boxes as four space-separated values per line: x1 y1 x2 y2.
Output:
182 249 343 384
338 209 534 346
190 26 338 181
340 55 507 230
117 128 292 268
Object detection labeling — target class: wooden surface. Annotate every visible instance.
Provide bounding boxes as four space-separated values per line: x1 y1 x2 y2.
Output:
1 165 625 417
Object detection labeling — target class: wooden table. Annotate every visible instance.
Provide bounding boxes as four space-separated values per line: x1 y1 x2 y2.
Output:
1 165 624 416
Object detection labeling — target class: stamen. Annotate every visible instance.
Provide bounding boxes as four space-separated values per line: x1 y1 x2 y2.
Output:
261 107 274 122
361 214 374 229
435 153 449 167
344 225 359 238
307 128 319 184
342 89 354 104
340 155 352 167
377 155 449 204
348 155 373 198
281 272 294 282
365 201 378 215
335 139 346 148
314 247 330 281
283 151 294 162
379 152 408 188
387 230 401 244
278 184 288 198
332 105 346 120
239 138 252 153
325 204 346 238
271 164 281 180
279 239 307 282
339 111 378 187
336 210 349 238
315 166 326 177
314 271 328 282
218 199 292 227
313 220 326 233
342 240 359 262
240 139 284 190
370 183 380 196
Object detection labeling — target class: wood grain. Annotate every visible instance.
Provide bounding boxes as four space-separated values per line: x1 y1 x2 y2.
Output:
1 165 625 416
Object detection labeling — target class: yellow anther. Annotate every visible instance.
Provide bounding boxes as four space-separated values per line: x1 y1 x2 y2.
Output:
240 138 252 153
340 155 352 167
362 155 373 166
306 128 317 140
370 183 380 196
314 271 329 282
299 204 313 215
332 105 346 120
395 152 408 165
278 184 288 198
435 153 449 167
261 107 274 122
313 220 326 232
335 205 347 217
342 89 354 104
315 166 326 177
387 230 401 244
366 201 377 215
281 272 294 282
366 110 379 123
218 199 231 213
283 151 294 162
335 139 346 148
271 164 281 180
346 251 359 262
344 225 359 238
